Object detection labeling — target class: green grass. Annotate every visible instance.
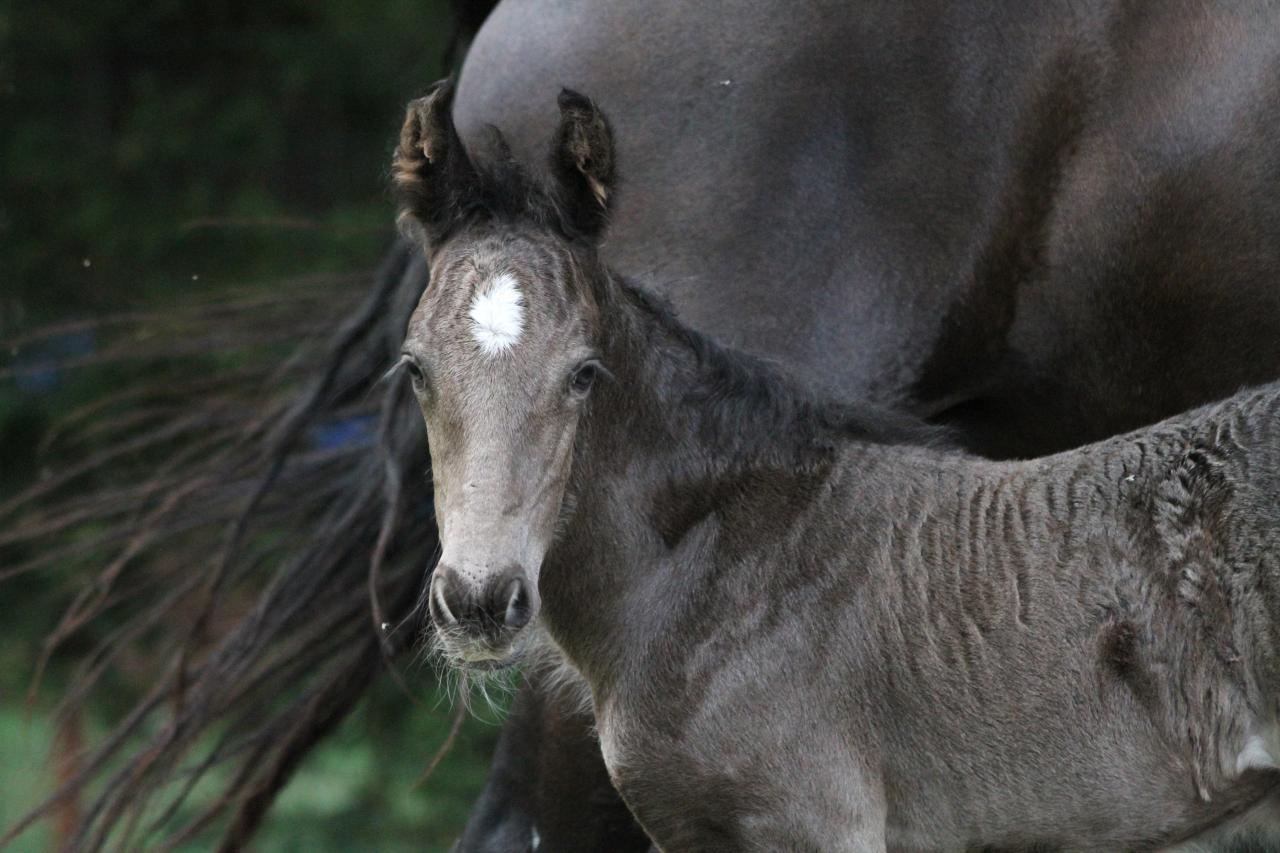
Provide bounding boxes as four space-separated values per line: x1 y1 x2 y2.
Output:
0 679 503 852
0 705 54 853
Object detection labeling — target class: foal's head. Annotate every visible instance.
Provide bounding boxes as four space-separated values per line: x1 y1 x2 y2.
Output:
393 81 617 668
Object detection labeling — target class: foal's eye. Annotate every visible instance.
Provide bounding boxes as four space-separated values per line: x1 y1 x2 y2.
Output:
569 361 600 397
401 355 426 389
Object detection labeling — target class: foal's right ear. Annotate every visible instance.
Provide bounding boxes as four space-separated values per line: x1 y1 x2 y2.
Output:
392 77 478 249
549 89 616 240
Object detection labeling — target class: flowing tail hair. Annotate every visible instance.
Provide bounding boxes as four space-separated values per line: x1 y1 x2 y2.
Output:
1 240 450 850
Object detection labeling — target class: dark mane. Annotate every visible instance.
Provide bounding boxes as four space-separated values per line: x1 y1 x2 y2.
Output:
605 273 953 456
443 127 608 244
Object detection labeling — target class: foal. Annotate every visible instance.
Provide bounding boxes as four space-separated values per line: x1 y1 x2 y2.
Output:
394 83 1280 851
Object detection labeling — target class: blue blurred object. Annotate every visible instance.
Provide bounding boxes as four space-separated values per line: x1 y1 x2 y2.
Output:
309 414 377 450
10 330 97 394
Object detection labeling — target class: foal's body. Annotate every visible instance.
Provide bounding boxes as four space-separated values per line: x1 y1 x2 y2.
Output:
547 277 1280 851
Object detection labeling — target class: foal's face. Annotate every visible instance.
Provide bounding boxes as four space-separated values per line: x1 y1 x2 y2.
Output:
403 229 601 667
391 79 616 667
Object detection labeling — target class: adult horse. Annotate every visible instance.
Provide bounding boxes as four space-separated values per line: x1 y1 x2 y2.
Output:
446 0 1280 849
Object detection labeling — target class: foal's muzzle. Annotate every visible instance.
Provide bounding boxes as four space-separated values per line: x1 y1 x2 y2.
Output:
429 564 536 665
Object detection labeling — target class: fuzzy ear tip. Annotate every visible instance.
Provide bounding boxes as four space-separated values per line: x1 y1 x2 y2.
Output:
557 88 594 114
403 76 458 131
428 75 457 106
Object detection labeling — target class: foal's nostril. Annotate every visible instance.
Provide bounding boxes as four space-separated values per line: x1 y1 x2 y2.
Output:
430 565 534 639
428 571 459 628
502 576 532 630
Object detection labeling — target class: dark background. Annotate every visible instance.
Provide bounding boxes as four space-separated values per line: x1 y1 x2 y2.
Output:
1 2 499 849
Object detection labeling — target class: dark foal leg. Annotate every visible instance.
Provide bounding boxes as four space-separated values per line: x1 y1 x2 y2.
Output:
532 679 651 852
456 668 652 852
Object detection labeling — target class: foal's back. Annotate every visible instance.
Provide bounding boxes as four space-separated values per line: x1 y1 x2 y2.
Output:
853 386 1280 849
627 386 1280 851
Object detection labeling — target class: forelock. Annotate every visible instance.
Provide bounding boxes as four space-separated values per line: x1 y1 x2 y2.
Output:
453 128 593 240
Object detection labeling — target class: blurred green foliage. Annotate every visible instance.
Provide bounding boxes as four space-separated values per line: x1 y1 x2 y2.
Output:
1 1 505 848
0 683 501 852
2 0 453 316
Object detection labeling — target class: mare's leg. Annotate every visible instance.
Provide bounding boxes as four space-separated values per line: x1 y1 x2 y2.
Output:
452 681 538 852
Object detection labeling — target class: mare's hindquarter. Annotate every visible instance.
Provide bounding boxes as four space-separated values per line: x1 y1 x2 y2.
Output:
607 387 1280 851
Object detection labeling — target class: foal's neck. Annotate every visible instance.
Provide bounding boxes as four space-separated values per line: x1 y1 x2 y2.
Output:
603 276 841 471
539 270 933 692
590 271 939 486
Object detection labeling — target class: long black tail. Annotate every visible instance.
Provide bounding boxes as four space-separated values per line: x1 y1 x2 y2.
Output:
2 240 446 849
442 0 502 73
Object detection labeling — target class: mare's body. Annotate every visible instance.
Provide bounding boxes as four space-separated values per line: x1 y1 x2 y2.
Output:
444 1 1280 848
457 0 1280 456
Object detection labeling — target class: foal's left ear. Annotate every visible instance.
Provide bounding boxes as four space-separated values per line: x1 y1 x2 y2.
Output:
549 89 616 239
392 77 479 249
